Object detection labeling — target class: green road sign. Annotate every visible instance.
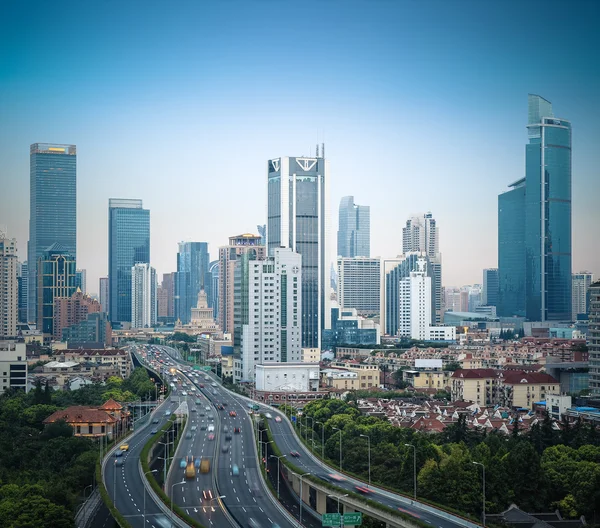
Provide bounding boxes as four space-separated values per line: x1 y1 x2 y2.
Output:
343 512 363 525
201 366 212 371
187 356 195 362
193 365 201 370
322 513 341 527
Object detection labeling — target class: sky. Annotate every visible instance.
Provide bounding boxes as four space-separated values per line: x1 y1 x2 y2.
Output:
1 0 599 294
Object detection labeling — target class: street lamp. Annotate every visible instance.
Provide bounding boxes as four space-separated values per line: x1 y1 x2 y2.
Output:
473 462 486 527
170 480 186 527
333 427 343 472
113 460 117 506
305 416 314 443
270 454 287 499
143 470 158 525
327 493 349 514
404 444 417 501
259 440 273 468
296 472 311 527
360 434 371 488
208 495 226 523
315 421 325 467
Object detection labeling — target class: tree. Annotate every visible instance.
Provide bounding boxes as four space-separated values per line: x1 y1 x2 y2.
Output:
443 361 461 372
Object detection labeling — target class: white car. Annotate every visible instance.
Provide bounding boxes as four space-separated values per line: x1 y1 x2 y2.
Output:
265 413 272 419
182 391 188 396
208 424 215 432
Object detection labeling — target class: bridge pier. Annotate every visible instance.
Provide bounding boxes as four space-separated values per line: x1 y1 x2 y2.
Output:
316 489 327 514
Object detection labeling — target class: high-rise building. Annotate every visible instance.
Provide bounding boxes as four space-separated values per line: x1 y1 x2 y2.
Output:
398 258 431 340
468 285 483 312
28 143 77 323
53 289 101 341
62 312 112 348
74 269 87 294
175 242 210 324
99 277 109 313
17 261 28 324
498 95 571 321
267 152 330 348
337 196 370 258
588 281 600 395
337 257 380 315
108 199 150 326
234 248 302 382
162 272 176 321
131 263 156 329
572 272 594 321
482 268 499 307
257 225 266 247
218 234 266 334
37 244 76 340
209 261 219 322
444 288 462 313
0 235 18 338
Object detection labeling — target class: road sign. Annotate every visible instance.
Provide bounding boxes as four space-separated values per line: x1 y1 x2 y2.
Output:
201 366 212 371
193 365 201 371
343 512 362 525
322 513 341 527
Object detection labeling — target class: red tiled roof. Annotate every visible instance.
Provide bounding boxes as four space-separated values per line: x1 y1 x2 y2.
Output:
452 369 498 379
502 371 558 384
43 406 117 424
99 398 123 410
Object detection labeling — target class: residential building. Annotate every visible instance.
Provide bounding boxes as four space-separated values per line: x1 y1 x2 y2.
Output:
572 272 593 321
175 242 210 324
59 349 131 378
17 261 27 324
157 272 175 323
589 281 600 395
498 95 572 321
302 348 320 363
381 253 420 336
255 363 320 392
482 268 499 307
547 394 572 421
337 257 380 315
0 341 28 394
267 152 330 348
218 233 266 333
444 288 462 314
322 368 360 391
99 277 109 313
108 198 150 325
53 289 102 341
74 269 87 294
403 360 451 392
37 244 77 341
28 143 77 324
131 263 156 329
62 312 112 348
331 361 379 390
322 305 380 351
235 248 302 382
337 195 370 258
0 236 18 338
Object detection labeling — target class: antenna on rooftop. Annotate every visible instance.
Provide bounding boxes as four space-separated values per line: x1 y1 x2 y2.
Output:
321 143 325 159
316 144 319 158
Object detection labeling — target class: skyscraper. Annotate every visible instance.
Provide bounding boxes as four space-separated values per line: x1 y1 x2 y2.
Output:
17 261 28 324
588 281 600 395
337 257 380 315
398 258 432 340
0 235 18 338
337 196 370 258
75 269 87 294
28 143 76 323
267 152 330 348
572 272 593 321
498 95 572 321
108 199 150 325
131 263 156 329
482 268 499 307
99 277 109 313
175 242 210 324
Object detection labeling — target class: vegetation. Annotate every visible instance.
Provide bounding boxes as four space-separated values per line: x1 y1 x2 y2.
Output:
294 399 600 519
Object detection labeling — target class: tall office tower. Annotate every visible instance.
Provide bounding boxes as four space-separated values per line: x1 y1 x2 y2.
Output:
588 281 600 395
157 283 168 321
99 277 109 313
0 236 18 338
53 290 101 341
28 143 76 323
235 248 302 382
468 285 483 312
75 269 87 294
175 242 210 324
209 261 219 322
218 234 266 334
460 288 470 312
257 225 266 247
37 244 76 340
444 288 462 313
572 272 594 321
337 257 380 315
162 272 176 321
482 268 499 307
267 152 330 348
17 261 28 323
401 212 442 323
108 199 150 326
498 95 572 321
131 263 156 328
337 196 370 258
398 258 431 340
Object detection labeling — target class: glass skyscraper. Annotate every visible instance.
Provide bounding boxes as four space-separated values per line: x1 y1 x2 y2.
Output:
267 153 329 348
108 199 150 325
498 95 571 321
337 196 370 258
482 268 499 307
28 143 76 323
175 242 210 324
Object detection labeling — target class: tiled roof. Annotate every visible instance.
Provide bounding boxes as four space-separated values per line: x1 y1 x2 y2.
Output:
99 398 123 410
43 406 117 424
452 368 498 379
503 371 558 384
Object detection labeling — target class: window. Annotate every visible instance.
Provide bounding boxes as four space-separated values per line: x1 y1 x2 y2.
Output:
88 425 93 434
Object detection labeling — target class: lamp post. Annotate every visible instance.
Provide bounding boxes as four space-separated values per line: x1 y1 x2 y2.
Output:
328 493 348 514
306 416 314 445
404 444 417 501
170 480 186 527
208 495 226 523
315 421 325 467
333 427 343 472
473 462 486 527
259 440 273 468
113 460 117 505
360 434 371 488
297 472 311 527
143 469 158 525
270 454 287 499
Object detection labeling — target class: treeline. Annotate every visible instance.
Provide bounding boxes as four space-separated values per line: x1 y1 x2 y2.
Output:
295 399 600 519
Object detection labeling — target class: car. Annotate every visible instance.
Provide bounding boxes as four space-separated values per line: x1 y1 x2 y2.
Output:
234 427 241 434
211 382 217 387
222 401 228 406
290 451 300 457
225 434 232 441
316 474 331 483
200 424 207 430
194 458 201 468
205 406 210 411
275 416 282 422
265 413 272 419
248 518 261 528
207 432 215 441
150 429 158 435
202 489 213 501
191 408 197 412
218 404 224 410
185 432 192 439
208 424 215 432
180 458 187 469
199 412 206 417
195 399 202 405
115 458 124 467
114 450 124 457
165 411 172 416
355 486 371 494
221 445 229 453
328 473 347 482
208 414 214 420
119 444 129 451
199 383 205 388
152 418 159 424
211 389 217 395
232 464 239 476
229 411 237 417
191 424 198 431
223 425 229 433
182 391 188 396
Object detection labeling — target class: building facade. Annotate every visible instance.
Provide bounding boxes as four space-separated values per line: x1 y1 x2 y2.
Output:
17 261 28 324
62 312 112 348
108 199 150 325
337 195 370 258
99 277 109 313
28 143 77 324
0 342 28 394
482 268 499 307
53 289 102 341
131 263 156 329
267 154 330 348
588 281 600 395
175 242 210 324
572 272 593 321
337 257 380 315
0 236 18 338
398 258 431 340
322 305 380 351
255 363 320 392
74 269 87 294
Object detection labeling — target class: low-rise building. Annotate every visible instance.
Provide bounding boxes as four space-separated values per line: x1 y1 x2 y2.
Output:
321 368 360 391
301 348 320 363
0 341 28 394
255 363 320 393
57 348 131 378
331 361 379 390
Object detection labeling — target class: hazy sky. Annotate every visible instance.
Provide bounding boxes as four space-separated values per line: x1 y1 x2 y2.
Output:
1 0 599 294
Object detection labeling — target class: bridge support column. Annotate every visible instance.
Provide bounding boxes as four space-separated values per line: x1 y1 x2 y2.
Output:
301 481 310 505
316 490 327 514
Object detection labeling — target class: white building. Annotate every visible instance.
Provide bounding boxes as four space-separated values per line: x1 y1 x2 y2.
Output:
0 341 28 394
572 272 593 320
337 257 380 315
0 236 18 338
131 263 156 328
240 248 302 382
255 363 320 392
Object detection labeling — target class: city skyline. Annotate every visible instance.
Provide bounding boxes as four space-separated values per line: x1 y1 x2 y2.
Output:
2 1 599 295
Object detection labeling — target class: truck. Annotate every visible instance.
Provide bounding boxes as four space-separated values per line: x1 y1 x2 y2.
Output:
200 458 211 474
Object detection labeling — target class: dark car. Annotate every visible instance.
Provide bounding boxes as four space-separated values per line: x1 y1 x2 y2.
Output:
221 445 229 453
234 427 241 434
150 428 158 435
225 434 232 441
152 418 159 424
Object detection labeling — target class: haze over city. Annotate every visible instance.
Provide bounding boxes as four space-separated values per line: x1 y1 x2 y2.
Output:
1 0 599 292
